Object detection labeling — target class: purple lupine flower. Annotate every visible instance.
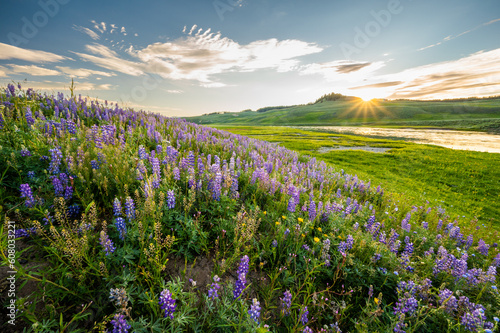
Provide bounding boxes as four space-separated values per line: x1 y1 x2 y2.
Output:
115 217 127 241
394 293 418 316
63 186 73 200
438 289 458 313
173 167 180 181
7 83 16 96
151 157 161 188
308 199 316 221
15 227 36 238
208 275 221 299
187 151 195 168
461 308 486 332
66 119 77 134
421 221 428 229
20 148 31 157
124 197 135 221
20 183 35 208
338 235 354 256
272 239 278 247
113 198 122 216
300 306 309 325
366 215 375 230
280 290 292 316
25 107 35 125
212 172 222 201
52 177 63 197
403 236 414 257
378 231 387 244
159 289 176 319
138 145 147 159
97 152 106 165
437 219 443 230
59 172 69 186
424 247 434 257
371 253 382 263
48 148 63 174
166 190 175 209
493 254 500 267
370 222 381 240
68 204 81 218
27 171 35 179
110 313 131 333
368 285 374 298
401 213 411 232
248 298 261 323
394 319 406 333
230 175 239 199
477 239 489 256
233 255 249 299
287 197 296 213
100 230 116 255
91 160 99 170
302 327 313 333
465 234 473 250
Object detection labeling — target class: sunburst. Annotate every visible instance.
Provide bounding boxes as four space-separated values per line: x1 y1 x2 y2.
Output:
338 97 393 123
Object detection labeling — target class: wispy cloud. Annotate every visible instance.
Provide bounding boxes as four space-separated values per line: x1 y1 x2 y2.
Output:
0 66 7 77
71 44 144 76
0 43 67 62
73 26 323 86
56 66 116 78
382 48 500 99
165 89 183 94
418 18 500 51
8 64 60 76
73 25 100 40
91 20 107 33
300 60 386 82
350 81 403 90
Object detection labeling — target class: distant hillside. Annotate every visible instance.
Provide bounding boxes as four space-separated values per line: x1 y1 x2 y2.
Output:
186 95 500 132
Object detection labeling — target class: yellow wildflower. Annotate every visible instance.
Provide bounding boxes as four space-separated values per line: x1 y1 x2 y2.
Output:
317 227 322 232
298 218 304 223
314 237 320 243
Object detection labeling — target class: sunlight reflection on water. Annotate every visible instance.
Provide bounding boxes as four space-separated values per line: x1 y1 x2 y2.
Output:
302 127 500 154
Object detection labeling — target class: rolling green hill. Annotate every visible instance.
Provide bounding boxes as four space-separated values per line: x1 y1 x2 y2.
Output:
186 96 500 132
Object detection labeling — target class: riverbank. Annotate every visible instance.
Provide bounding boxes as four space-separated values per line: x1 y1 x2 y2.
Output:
215 125 500 228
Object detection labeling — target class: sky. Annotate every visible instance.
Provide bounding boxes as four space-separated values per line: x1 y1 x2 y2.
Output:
0 0 499 117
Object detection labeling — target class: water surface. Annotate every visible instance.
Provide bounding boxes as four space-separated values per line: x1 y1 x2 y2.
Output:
301 126 500 154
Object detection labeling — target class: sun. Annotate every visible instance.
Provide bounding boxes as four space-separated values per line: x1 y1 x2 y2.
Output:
357 90 380 102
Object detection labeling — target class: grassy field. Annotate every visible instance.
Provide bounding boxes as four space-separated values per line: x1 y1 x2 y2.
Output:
2 86 499 332
215 126 500 228
188 98 500 132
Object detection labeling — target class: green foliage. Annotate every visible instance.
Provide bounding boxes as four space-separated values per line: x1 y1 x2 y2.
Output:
186 98 500 133
0 85 499 332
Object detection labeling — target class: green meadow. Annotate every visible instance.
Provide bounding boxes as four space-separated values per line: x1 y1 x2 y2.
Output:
188 98 500 133
215 126 500 229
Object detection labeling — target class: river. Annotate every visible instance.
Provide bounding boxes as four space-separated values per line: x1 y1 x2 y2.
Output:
300 126 500 154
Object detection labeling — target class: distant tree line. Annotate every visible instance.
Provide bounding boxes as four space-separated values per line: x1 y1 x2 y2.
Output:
314 92 358 103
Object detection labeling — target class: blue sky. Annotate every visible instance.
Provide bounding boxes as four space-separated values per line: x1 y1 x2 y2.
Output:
1 0 499 116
